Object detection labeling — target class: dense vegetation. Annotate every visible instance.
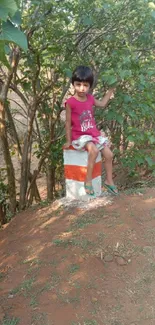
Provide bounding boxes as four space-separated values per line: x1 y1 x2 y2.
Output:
0 0 155 224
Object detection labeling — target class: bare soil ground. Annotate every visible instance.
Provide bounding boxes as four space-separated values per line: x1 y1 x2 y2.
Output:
1 187 155 325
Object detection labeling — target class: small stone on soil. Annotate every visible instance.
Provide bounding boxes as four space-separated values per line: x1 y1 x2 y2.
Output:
115 256 127 265
91 297 98 302
104 254 113 262
8 294 14 299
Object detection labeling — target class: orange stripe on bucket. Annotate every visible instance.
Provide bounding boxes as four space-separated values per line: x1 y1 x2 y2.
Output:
64 161 101 182
63 145 76 151
63 145 88 151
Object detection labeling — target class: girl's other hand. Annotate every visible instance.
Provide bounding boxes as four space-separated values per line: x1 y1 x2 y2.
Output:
101 131 106 137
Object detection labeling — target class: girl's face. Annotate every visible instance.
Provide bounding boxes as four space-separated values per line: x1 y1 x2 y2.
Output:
73 81 90 98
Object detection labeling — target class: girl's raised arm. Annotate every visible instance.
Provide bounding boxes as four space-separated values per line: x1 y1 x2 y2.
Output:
94 88 116 108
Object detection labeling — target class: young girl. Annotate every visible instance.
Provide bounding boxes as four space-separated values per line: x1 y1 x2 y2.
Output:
64 66 118 196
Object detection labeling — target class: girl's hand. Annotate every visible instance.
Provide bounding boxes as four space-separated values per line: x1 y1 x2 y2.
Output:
101 131 112 147
109 86 116 91
108 87 116 99
64 141 71 149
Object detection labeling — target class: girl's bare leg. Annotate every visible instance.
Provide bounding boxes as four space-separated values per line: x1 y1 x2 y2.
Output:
101 146 118 194
101 146 114 185
84 142 99 194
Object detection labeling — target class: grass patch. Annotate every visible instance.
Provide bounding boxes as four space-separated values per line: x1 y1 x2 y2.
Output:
10 277 35 297
69 215 97 231
68 264 80 274
86 281 97 289
134 274 152 296
57 290 80 305
39 200 50 207
0 272 6 281
111 321 123 325
68 295 80 304
146 228 155 243
150 208 155 219
51 272 61 287
53 237 93 250
30 295 38 308
22 258 43 266
72 320 98 325
150 262 155 271
30 277 60 301
124 187 146 195
37 282 52 293
142 275 152 285
71 238 93 250
29 281 54 305
54 206 64 216
97 232 106 242
69 280 81 289
2 317 19 325
31 312 49 325
75 238 93 249
27 266 40 276
53 238 69 247
48 258 58 266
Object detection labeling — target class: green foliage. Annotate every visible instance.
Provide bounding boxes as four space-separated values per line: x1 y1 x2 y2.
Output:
72 320 98 325
0 168 13 223
0 0 18 21
68 264 80 274
1 0 155 212
120 148 155 177
0 20 28 52
0 178 8 204
17 0 155 185
0 0 28 67
2 317 19 325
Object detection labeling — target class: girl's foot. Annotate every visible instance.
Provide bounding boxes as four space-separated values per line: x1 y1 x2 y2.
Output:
84 182 95 196
102 183 118 196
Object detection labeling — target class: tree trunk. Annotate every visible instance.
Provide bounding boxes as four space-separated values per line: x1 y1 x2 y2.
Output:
1 129 16 214
46 163 55 201
0 101 5 136
19 135 29 209
0 48 20 215
0 203 7 226
5 102 22 157
0 99 16 215
19 101 37 209
28 170 41 206
5 103 41 205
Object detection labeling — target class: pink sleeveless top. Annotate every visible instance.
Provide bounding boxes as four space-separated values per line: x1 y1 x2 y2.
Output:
65 94 100 141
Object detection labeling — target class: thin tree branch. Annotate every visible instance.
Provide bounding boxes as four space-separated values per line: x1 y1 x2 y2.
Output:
8 98 28 116
37 81 53 102
26 134 64 201
12 117 27 128
9 84 29 108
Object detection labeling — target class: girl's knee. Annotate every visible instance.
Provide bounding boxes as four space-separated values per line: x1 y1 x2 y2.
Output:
88 145 99 157
103 147 113 160
91 146 99 157
86 142 99 157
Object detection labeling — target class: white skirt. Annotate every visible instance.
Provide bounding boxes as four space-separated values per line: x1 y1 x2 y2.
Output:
72 135 109 151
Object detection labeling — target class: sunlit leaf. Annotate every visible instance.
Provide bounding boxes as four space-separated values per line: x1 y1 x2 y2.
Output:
0 21 28 52
0 0 18 20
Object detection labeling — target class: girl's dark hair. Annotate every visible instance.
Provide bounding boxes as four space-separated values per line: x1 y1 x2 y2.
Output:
71 66 94 87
